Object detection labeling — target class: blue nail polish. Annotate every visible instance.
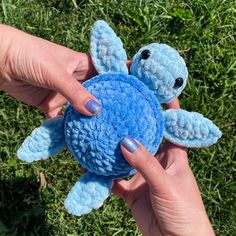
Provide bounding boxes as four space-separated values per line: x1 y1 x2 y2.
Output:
121 136 139 153
85 99 102 114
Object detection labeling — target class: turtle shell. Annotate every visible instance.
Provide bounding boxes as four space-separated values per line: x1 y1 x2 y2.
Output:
64 72 164 178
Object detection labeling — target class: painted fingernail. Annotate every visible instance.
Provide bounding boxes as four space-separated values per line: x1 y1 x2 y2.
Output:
121 136 139 153
85 99 102 114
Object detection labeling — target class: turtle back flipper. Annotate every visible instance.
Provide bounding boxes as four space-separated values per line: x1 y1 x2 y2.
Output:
64 172 113 216
163 109 222 148
90 20 128 74
17 116 66 163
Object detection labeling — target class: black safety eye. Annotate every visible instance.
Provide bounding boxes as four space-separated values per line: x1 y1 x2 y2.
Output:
141 50 150 60
173 77 183 89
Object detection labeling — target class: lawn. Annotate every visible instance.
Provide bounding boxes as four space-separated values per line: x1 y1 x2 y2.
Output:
0 0 235 235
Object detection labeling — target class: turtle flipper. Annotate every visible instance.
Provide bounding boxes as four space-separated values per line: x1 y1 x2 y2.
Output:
163 109 222 148
64 172 113 216
90 20 128 74
17 116 66 163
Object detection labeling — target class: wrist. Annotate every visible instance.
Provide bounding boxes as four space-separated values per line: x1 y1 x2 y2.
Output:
195 217 215 236
185 213 215 236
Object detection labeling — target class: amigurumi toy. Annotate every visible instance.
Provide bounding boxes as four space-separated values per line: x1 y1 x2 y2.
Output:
17 20 222 217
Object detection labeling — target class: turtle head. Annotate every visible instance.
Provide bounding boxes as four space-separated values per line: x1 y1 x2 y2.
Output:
130 43 188 104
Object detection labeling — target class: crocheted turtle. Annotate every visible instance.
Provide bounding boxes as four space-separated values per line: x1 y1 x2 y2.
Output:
17 20 221 217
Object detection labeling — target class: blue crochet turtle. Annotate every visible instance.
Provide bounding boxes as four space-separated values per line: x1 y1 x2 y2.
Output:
17 20 221 217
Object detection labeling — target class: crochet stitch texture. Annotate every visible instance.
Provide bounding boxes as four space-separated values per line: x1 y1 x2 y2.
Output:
131 43 188 103
64 72 164 178
163 109 221 147
17 20 222 217
90 21 128 74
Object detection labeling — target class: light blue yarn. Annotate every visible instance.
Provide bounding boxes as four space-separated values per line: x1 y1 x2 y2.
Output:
17 20 222 218
64 172 113 216
17 116 65 163
131 43 188 104
90 20 128 74
163 109 222 147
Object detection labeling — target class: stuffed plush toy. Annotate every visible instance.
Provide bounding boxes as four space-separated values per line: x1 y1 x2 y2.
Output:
17 20 221 217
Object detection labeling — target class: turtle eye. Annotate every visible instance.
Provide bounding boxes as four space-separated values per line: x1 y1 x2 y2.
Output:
141 50 150 60
173 77 183 89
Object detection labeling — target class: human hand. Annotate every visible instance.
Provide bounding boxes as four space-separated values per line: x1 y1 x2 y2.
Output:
0 24 100 118
114 140 215 236
113 99 214 236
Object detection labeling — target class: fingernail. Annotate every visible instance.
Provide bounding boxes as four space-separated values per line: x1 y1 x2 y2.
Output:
121 136 139 153
85 99 102 114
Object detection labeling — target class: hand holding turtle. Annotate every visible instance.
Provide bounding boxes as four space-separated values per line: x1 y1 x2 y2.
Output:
0 24 100 118
114 139 215 236
16 20 221 217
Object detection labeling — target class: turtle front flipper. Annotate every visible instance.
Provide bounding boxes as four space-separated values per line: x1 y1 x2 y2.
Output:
64 172 113 216
163 109 222 148
17 116 66 163
90 20 128 74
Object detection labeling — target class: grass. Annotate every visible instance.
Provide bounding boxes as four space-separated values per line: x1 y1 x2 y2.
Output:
0 0 235 235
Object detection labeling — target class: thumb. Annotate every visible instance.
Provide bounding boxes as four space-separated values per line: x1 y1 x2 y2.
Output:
51 73 102 116
120 136 170 192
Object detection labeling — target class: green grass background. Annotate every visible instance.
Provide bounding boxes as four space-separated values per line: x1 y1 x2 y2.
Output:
0 0 235 235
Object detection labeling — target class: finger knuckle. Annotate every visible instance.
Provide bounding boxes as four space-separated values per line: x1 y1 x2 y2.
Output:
143 156 158 173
